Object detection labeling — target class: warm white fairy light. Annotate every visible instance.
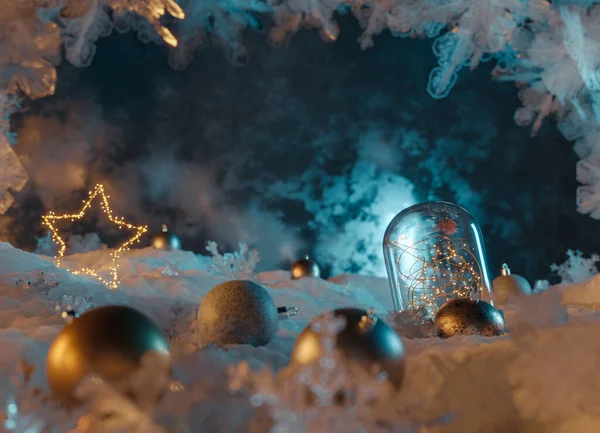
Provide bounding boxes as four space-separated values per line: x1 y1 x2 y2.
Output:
389 232 484 315
42 184 148 289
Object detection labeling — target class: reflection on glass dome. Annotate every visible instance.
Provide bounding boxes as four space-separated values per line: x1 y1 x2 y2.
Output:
383 201 493 319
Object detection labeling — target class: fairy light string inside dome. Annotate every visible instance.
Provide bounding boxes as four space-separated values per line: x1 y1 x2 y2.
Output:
388 232 484 314
42 184 148 289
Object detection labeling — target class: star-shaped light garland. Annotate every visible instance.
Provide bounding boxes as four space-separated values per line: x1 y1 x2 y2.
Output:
42 184 147 289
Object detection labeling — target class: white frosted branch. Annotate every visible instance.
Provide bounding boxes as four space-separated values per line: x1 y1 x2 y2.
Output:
560 5 600 92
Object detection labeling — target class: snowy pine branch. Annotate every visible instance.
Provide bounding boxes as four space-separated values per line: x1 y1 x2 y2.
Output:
3 0 600 215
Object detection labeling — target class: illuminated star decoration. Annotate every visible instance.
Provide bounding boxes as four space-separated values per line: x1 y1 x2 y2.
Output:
42 184 148 289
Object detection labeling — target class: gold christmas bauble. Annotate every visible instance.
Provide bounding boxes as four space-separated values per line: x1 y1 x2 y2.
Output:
290 308 406 389
46 305 171 405
291 255 321 279
433 298 505 339
150 225 182 250
197 280 279 347
492 263 532 306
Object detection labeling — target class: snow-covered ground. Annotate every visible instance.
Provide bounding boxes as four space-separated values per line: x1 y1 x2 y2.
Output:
1 242 600 432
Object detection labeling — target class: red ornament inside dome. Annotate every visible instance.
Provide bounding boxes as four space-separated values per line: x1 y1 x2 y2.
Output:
437 218 458 236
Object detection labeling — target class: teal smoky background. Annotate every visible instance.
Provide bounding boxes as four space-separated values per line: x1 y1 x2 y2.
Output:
2 17 588 283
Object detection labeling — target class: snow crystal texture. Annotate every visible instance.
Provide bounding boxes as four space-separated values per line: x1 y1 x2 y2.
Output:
0 242 599 432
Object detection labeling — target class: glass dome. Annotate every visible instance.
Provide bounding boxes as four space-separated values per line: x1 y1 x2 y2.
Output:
383 201 494 319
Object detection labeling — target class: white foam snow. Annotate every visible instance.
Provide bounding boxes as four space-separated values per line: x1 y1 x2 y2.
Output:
0 242 598 432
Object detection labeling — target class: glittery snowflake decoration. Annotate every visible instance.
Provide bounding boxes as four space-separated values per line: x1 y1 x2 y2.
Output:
12 269 59 295
205 240 260 279
53 294 96 322
72 353 171 433
228 312 408 433
161 261 180 277
551 250 600 284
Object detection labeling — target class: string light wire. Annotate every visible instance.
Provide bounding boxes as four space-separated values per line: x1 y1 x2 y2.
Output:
42 184 147 289
389 233 484 315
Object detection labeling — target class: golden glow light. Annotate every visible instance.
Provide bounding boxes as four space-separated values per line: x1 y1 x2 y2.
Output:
42 184 148 289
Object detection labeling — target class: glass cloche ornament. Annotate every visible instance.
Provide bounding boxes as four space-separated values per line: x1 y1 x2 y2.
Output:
383 201 494 320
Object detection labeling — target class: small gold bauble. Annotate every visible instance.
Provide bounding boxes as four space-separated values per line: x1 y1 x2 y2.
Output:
291 254 321 279
492 263 532 306
433 298 505 339
46 305 171 405
290 308 406 389
150 224 182 250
